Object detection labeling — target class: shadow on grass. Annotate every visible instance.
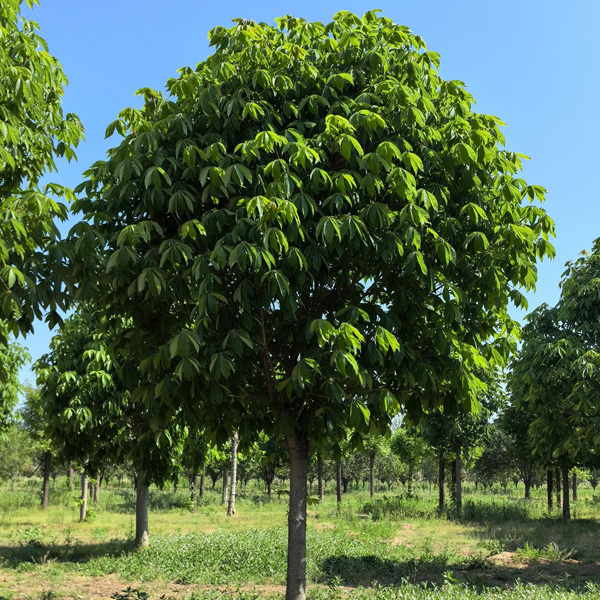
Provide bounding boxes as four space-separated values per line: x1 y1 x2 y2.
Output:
319 553 600 591
0 539 135 568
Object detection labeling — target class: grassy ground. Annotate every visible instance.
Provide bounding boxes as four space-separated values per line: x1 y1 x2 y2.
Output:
1 479 600 599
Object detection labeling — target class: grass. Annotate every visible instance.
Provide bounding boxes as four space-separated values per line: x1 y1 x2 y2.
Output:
1 479 600 599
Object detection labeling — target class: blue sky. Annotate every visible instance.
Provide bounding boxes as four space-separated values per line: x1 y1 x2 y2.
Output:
17 0 600 382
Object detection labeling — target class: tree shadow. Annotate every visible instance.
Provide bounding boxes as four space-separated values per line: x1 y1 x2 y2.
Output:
0 539 134 569
318 553 600 590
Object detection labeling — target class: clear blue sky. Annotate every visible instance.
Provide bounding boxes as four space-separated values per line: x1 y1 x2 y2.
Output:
17 0 600 383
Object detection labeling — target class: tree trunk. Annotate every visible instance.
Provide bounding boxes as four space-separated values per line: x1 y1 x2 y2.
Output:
267 480 272 498
67 462 74 492
547 469 553 511
221 468 228 505
227 433 238 516
93 474 100 506
455 448 462 517
562 465 570 521
438 453 445 514
79 472 88 522
555 467 561 508
317 453 324 502
572 472 577 502
199 461 205 500
335 461 342 505
192 475 199 513
407 460 414 497
135 473 150 546
285 431 309 600
524 476 531 500
369 450 375 499
41 451 51 510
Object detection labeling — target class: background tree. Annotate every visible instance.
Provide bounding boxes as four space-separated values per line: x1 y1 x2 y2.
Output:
0 0 82 357
391 425 428 496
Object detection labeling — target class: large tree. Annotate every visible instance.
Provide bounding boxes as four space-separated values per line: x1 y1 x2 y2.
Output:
0 0 82 351
70 11 553 600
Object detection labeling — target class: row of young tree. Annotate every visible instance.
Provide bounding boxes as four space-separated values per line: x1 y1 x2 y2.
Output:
0 4 570 600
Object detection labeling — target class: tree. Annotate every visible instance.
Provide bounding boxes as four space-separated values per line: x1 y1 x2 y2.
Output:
69 11 553 600
0 340 28 432
0 0 83 359
0 423 34 483
390 425 427 496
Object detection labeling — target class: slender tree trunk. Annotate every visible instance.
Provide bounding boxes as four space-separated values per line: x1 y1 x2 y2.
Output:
524 476 531 500
67 462 74 492
135 473 150 546
572 472 577 502
317 453 324 502
192 475 199 513
547 469 553 511
438 453 445 514
335 461 342 505
285 431 309 600
41 451 51 510
455 448 462 517
227 433 239 516
369 451 375 499
556 468 561 508
199 461 205 500
221 468 228 505
267 480 272 498
407 460 414 497
93 474 100 506
79 472 88 522
562 465 570 521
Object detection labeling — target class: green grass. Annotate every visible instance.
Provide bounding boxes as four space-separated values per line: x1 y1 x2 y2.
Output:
2 479 600 599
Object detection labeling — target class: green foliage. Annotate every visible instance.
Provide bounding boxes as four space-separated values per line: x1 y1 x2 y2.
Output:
0 0 83 344
0 340 28 431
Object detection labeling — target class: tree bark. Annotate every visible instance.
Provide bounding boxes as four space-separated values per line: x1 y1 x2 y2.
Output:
369 450 375 499
79 472 88 522
555 467 561 508
67 462 74 492
285 431 309 600
192 475 199 513
41 451 51 510
524 475 531 500
335 461 342 505
267 480 272 498
135 473 150 546
438 453 445 514
227 433 239 516
221 468 228 505
562 465 570 521
407 460 414 497
317 453 324 502
93 474 100 506
199 461 205 500
572 471 577 502
547 469 553 511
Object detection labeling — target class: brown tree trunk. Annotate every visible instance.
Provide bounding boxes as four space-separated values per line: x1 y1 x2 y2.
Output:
317 453 324 502
79 472 88 522
369 451 375 499
555 467 561 508
438 453 445 514
335 461 342 505
67 462 74 492
285 431 308 600
572 472 577 502
192 475 199 513
524 474 532 500
135 473 150 546
547 469 553 511
562 465 570 521
199 461 205 500
93 474 100 506
41 451 51 510
221 468 228 505
407 460 414 497
227 433 238 516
